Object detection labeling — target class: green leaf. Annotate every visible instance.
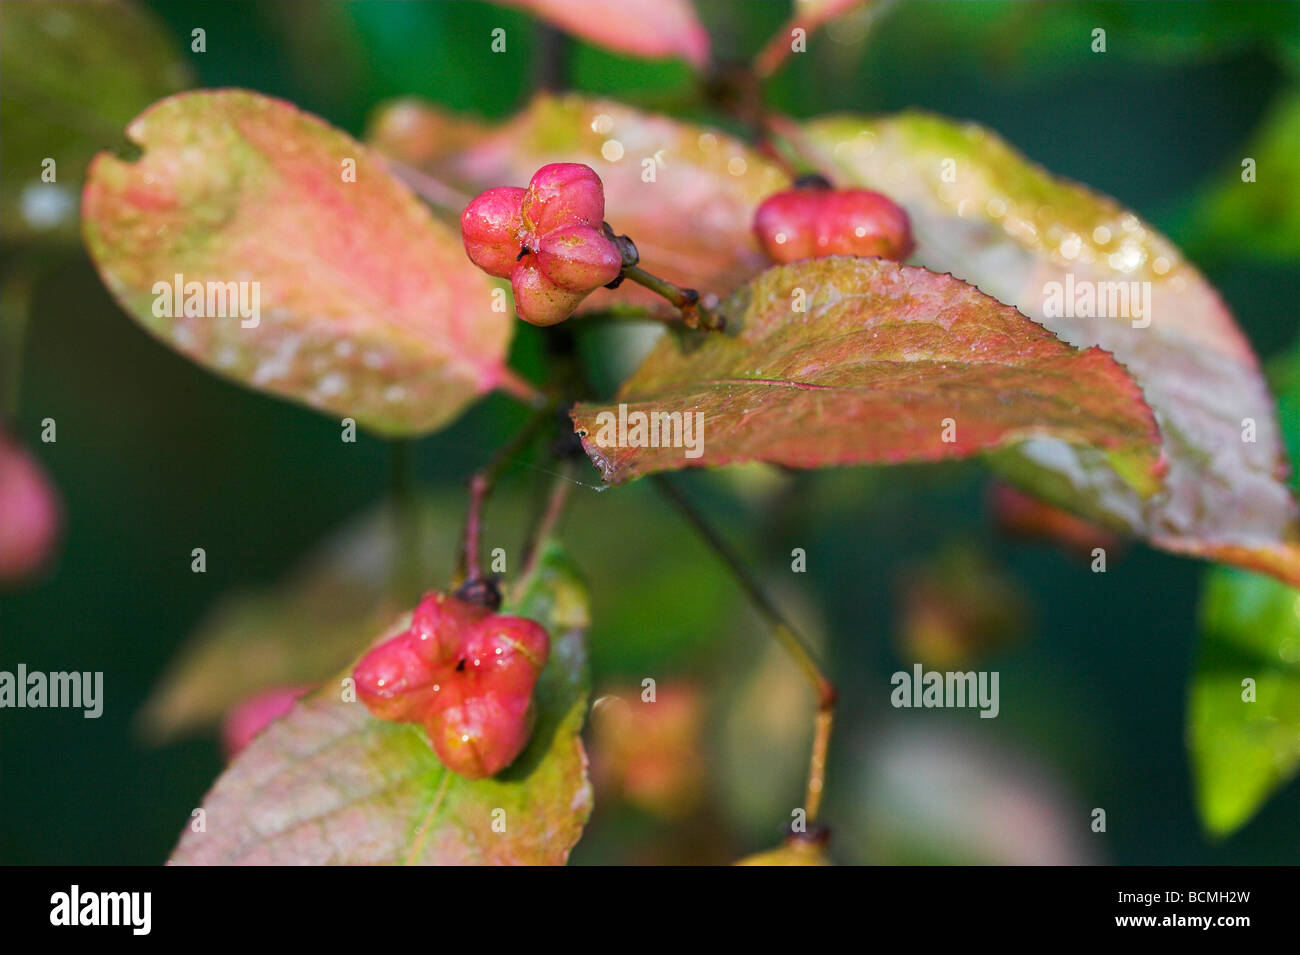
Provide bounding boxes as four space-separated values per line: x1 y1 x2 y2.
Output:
82 89 512 437
369 93 790 311
1189 567 1300 837
1187 91 1300 262
570 257 1163 487
777 111 1300 586
169 541 593 865
0 0 190 244
1189 338 1300 836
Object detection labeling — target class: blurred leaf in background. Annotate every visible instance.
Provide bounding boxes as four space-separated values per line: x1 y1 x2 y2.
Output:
1190 340 1300 837
845 724 1099 865
1183 91 1300 263
0 0 190 246
894 542 1031 670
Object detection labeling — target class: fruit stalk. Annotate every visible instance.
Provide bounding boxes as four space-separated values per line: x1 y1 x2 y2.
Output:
621 266 726 332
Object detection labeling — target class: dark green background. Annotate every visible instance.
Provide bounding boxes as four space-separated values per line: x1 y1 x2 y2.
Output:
1 0 1297 864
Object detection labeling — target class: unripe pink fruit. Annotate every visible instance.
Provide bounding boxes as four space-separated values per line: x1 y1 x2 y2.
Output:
754 183 913 263
816 190 914 259
460 163 622 326
510 260 587 327
536 224 623 292
751 191 819 261
521 162 606 233
0 433 61 584
353 592 550 779
460 186 526 278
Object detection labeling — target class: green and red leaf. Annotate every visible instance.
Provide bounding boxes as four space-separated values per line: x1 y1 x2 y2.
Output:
82 89 512 437
1188 341 1300 836
571 257 1163 487
775 111 1300 585
169 541 592 865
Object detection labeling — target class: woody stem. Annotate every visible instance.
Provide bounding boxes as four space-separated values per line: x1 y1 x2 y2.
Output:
652 475 835 823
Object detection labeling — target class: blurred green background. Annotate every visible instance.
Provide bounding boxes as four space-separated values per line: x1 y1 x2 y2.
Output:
1 0 1298 864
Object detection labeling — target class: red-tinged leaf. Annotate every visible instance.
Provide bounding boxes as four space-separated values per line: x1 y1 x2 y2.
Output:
497 0 710 68
570 257 1163 487
82 89 511 437
775 112 1300 586
169 542 592 866
369 94 789 311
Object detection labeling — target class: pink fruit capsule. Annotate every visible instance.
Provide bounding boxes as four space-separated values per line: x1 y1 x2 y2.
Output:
460 186 527 279
536 224 622 292
754 183 913 263
510 258 587 327
353 592 550 779
521 162 606 234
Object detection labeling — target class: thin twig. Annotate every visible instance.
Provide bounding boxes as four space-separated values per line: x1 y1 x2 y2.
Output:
653 475 836 821
519 458 577 581
459 407 554 583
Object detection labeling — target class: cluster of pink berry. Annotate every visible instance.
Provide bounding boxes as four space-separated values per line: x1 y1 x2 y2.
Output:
353 591 550 778
753 176 914 263
461 162 624 326
459 163 914 329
